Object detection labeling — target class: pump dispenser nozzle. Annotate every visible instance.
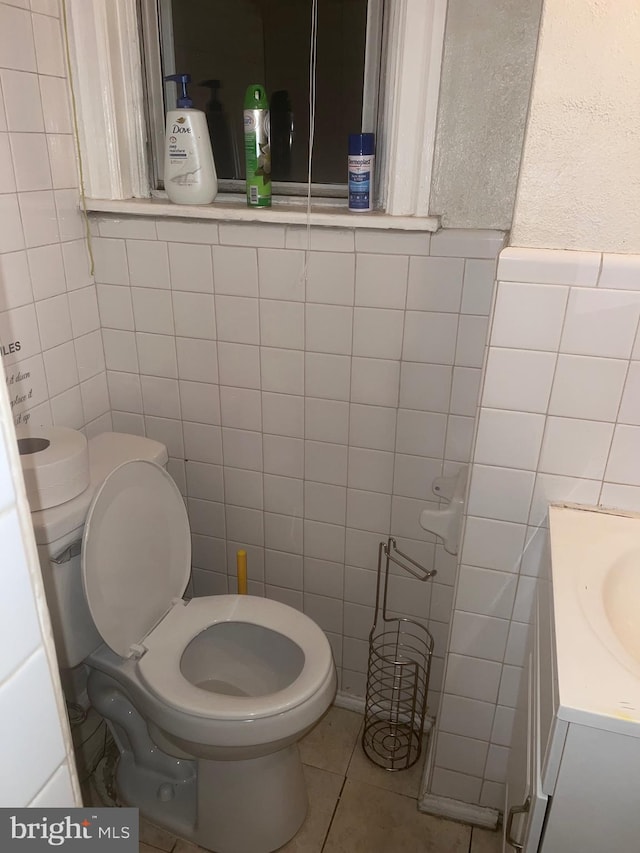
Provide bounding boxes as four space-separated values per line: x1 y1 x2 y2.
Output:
165 73 193 108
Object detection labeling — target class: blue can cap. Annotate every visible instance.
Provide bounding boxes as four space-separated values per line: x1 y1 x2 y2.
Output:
349 133 375 156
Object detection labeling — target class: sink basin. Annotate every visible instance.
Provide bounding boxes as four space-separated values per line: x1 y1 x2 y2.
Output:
549 504 640 735
603 550 640 667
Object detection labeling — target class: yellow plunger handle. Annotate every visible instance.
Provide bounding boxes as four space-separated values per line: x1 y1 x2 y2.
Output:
236 549 247 595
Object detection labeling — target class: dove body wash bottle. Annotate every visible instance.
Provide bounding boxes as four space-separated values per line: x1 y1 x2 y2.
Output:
164 73 218 205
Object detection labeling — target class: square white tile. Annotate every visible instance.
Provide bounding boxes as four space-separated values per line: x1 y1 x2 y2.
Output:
32 11 65 75
136 332 177 378
172 290 216 340
395 409 447 458
482 347 556 413
213 244 258 296
352 307 403 359
303 522 346 565
262 391 304 437
179 380 220 425
305 397 349 444
169 241 214 293
461 516 527 573
456 565 518 619
176 337 219 383
131 287 174 335
18 190 59 248
261 347 304 395
349 403 396 451
491 282 569 351
101 328 138 372
474 408 546 470
448 610 510 664
260 299 304 349
406 256 464 312
346 488 392 534
0 4 36 72
67 285 99 338
221 427 262 471
96 282 134 331
25 245 62 303
560 287 640 359
305 440 348 486
126 239 170 289
305 303 353 354
1 69 43 131
306 251 355 305
183 421 223 465
219 385 262 431
140 375 180 418
263 434 303 478
39 75 71 134
605 424 640 486
467 465 536 524
224 467 263 510
215 295 259 344
461 259 496 315
355 253 408 309
216 342 260 388
303 556 345 599
305 352 351 401
539 416 614 479
402 311 458 364
304 481 347 526
258 247 305 301
399 362 452 412
350 357 399 407
263 474 303 517
347 447 394 493
549 354 627 421
619 361 640 425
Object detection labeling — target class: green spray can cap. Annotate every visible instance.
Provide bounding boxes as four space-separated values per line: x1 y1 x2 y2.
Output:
244 84 269 110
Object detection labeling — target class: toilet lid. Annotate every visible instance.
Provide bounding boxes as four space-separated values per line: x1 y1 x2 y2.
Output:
82 460 191 658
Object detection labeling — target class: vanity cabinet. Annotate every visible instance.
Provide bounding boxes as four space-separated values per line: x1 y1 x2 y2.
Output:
504 507 640 852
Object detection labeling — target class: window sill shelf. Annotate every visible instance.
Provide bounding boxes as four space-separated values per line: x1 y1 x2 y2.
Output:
84 196 441 232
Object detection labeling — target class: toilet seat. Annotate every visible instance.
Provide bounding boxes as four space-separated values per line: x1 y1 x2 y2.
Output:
82 459 334 728
82 460 191 658
138 595 334 721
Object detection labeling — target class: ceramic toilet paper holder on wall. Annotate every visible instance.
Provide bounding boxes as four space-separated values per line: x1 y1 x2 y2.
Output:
419 465 469 555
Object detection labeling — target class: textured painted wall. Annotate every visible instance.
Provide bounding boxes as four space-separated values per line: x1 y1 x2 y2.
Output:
430 0 542 230
511 0 640 252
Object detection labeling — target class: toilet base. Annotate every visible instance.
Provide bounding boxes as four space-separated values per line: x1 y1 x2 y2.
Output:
116 752 197 840
195 745 308 853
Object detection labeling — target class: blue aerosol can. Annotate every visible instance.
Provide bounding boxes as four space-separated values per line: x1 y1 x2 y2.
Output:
348 133 375 212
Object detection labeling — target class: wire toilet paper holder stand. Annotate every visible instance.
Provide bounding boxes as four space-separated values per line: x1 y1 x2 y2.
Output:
362 537 436 771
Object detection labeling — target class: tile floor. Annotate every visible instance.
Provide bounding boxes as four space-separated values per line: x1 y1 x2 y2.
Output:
130 707 501 853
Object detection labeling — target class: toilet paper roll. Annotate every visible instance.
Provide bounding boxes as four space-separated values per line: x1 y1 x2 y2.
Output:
15 425 90 511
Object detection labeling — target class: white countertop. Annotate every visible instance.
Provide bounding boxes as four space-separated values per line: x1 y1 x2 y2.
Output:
549 504 640 737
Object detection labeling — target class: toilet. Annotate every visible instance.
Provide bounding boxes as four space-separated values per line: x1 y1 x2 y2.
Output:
26 431 336 853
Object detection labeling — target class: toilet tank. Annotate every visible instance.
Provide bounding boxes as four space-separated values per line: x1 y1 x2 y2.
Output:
29 432 169 669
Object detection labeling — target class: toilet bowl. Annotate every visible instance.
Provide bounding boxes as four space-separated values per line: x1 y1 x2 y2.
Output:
26 433 336 853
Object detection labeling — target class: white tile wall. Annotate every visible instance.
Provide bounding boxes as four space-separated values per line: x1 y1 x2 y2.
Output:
429 245 640 812
0 1 109 435
0 2 100 803
0 303 79 805
91 214 505 708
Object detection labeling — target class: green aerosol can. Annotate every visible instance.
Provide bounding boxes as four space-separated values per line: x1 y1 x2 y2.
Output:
243 84 271 207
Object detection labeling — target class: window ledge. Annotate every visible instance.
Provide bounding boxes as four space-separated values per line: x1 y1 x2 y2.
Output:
84 196 441 232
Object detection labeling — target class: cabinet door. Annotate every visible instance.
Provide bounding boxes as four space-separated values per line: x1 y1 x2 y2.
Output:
504 650 534 851
504 606 548 852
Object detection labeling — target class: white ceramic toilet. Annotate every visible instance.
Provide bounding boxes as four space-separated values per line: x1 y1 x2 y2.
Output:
24 431 336 853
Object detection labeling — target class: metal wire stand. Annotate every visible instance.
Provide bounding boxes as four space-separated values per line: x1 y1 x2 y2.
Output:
362 537 436 771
